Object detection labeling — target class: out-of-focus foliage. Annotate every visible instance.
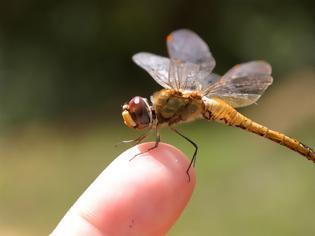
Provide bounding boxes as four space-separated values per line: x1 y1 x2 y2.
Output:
0 0 314 128
0 1 315 236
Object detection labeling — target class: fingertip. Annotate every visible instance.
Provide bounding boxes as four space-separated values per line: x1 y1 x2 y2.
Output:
107 142 196 235
132 142 196 185
52 142 196 236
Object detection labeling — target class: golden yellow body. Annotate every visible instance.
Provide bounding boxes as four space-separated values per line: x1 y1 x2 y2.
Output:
152 89 315 161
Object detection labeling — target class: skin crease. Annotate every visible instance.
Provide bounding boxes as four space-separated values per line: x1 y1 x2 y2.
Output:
50 142 196 236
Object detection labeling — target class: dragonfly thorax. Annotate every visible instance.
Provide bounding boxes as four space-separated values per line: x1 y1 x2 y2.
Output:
152 89 205 126
122 96 153 129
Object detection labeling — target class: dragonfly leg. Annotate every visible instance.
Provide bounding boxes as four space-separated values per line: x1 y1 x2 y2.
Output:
170 127 198 182
129 128 160 161
115 130 150 147
147 128 161 151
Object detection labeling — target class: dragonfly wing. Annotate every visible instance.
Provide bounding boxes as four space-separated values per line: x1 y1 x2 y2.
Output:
184 72 220 91
198 73 221 91
213 94 262 108
167 59 220 91
132 52 172 89
166 29 216 72
205 61 273 108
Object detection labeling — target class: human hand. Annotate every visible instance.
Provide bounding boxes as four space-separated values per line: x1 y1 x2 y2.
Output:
50 142 196 236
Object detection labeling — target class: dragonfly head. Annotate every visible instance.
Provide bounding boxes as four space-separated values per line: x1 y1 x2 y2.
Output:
122 96 152 129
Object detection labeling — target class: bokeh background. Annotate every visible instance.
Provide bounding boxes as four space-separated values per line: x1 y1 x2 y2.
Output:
1 0 315 235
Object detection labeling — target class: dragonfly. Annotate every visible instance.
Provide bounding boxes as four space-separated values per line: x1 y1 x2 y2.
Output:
122 29 314 178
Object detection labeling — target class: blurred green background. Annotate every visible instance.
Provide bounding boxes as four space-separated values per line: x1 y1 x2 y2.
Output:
0 0 315 235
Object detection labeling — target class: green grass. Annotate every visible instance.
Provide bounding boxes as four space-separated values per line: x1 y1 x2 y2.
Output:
0 119 314 236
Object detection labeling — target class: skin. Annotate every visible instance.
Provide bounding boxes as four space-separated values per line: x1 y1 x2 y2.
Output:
50 142 196 236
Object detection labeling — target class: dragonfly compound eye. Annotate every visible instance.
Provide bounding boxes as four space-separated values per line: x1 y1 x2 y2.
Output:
122 96 152 129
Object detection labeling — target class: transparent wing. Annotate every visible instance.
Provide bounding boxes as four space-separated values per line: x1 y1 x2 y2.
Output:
133 52 219 91
132 52 172 89
205 61 273 108
168 59 220 91
199 73 221 90
166 29 216 72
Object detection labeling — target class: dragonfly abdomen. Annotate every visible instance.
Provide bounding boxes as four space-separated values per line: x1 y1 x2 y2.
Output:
203 97 315 162
239 119 315 162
